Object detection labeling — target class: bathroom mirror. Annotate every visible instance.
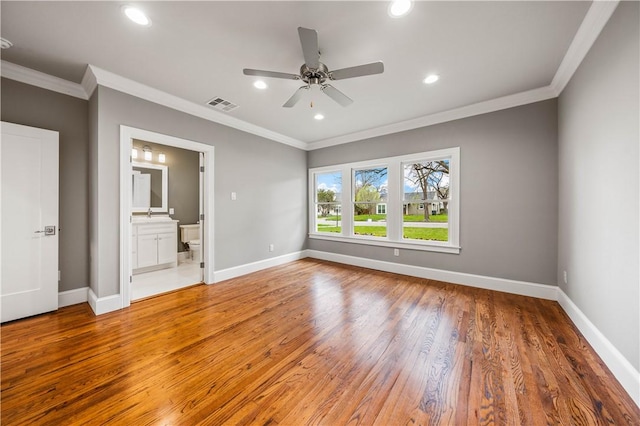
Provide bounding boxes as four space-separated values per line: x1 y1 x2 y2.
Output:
132 162 168 213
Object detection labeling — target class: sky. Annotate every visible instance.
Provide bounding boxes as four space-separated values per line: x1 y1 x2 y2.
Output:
316 163 450 196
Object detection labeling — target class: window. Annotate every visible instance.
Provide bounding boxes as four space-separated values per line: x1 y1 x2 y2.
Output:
353 167 388 238
403 160 450 243
313 171 341 234
309 147 459 254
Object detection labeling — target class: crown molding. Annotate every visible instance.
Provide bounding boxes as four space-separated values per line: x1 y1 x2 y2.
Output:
308 85 557 150
1 1 619 151
81 65 97 98
83 65 307 150
550 0 619 95
1 60 87 100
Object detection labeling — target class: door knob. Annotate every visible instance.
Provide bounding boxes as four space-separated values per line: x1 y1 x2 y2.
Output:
34 226 56 236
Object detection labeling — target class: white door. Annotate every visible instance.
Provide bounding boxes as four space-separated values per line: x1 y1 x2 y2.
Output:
1 122 59 323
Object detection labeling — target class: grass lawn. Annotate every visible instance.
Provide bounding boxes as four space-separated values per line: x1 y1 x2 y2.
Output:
319 214 448 223
316 225 448 241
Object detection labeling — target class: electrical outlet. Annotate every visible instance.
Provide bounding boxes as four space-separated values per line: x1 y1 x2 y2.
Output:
231 192 237 201
269 244 274 252
393 249 400 256
563 270 568 284
169 208 175 215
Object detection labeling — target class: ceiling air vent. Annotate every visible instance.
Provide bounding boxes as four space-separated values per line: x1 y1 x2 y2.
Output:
206 96 239 112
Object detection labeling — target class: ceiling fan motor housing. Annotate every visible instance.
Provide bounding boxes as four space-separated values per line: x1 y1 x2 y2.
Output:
300 63 330 85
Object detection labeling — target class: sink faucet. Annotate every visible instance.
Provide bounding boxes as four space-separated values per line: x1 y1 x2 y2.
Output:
147 207 152 218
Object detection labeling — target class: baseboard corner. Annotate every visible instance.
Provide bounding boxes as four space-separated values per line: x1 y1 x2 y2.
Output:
87 288 123 316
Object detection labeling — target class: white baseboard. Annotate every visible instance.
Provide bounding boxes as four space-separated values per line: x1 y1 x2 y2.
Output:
58 287 89 308
306 250 558 300
558 289 640 407
88 288 123 315
213 251 307 283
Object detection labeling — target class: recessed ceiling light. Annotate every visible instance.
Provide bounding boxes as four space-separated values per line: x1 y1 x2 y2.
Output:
314 113 325 120
389 0 413 18
0 37 13 49
122 5 151 27
253 80 268 90
423 74 439 84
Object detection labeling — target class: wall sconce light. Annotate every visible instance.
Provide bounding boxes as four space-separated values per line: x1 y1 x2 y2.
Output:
158 152 166 163
131 147 138 159
142 145 152 161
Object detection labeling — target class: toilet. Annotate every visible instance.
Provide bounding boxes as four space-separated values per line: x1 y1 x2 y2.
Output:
179 224 201 262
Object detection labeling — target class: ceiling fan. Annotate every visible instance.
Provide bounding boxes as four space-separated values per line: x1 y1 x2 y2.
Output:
243 27 384 108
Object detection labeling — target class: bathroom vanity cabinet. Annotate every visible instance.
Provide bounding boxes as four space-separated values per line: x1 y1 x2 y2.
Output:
132 218 178 273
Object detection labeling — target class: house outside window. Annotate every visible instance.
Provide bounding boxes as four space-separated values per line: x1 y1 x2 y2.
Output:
308 147 460 254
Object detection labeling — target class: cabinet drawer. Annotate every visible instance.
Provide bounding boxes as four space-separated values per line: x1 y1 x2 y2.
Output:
136 223 175 235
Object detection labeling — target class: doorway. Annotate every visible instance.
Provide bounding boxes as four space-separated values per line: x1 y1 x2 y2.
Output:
120 126 214 307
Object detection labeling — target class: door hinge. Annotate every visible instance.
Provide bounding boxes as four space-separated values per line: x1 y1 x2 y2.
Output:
200 213 205 221
200 166 204 172
200 262 205 269
129 276 132 283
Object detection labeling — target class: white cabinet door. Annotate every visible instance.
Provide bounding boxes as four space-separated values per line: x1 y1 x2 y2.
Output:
157 232 175 265
137 234 158 268
1 122 59 323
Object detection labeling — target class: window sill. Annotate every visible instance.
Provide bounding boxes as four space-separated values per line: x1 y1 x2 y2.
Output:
308 233 461 254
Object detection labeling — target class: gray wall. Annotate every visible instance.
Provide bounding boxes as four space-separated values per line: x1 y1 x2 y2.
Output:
308 99 558 285
1 78 89 292
92 86 308 297
558 2 639 370
132 140 200 252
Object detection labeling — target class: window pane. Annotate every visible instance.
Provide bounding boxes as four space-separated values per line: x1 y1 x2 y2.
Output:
315 171 341 203
314 171 342 233
353 204 386 237
353 167 388 237
403 161 450 242
316 203 341 233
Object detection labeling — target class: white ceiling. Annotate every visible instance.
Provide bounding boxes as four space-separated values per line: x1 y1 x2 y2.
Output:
1 1 594 148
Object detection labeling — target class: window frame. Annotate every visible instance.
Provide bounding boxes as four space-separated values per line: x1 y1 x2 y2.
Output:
309 147 460 254
311 170 342 235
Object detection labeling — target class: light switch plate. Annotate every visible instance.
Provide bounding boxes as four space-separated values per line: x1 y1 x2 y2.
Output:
169 208 175 215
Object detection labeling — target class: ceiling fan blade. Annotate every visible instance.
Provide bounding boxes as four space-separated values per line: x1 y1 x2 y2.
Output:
283 86 309 108
321 84 353 107
298 27 320 69
243 69 300 80
329 61 384 80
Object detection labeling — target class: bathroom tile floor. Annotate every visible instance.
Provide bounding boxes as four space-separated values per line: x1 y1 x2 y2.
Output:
131 261 203 301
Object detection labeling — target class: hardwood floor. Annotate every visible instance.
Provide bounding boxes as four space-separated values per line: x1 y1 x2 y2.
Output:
2 259 638 425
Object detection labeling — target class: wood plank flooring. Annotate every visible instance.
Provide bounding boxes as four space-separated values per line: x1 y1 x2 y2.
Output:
2 259 638 425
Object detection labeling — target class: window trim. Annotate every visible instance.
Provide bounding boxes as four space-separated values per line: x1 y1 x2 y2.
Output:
309 147 460 254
